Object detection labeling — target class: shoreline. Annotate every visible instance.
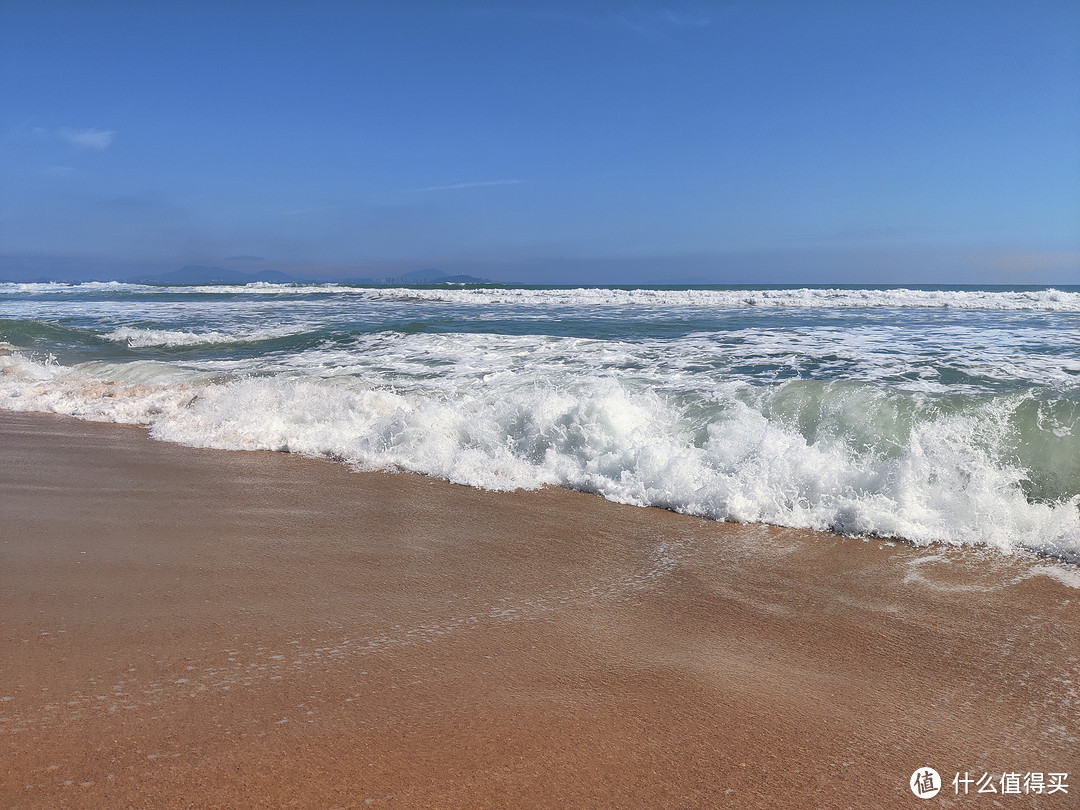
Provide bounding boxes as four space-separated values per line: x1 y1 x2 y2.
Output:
1 410 1077 807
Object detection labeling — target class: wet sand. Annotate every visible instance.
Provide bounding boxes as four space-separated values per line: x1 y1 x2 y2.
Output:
1 410 1077 808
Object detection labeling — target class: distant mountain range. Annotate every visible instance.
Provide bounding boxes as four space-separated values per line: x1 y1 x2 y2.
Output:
382 268 492 284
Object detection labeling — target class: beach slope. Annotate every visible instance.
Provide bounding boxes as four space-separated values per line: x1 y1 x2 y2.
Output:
1 411 1076 808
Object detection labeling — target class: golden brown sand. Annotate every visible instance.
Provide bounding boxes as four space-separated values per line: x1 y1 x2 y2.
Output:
1 411 1077 808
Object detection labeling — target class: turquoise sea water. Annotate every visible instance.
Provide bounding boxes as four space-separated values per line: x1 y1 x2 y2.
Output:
2 282 1078 559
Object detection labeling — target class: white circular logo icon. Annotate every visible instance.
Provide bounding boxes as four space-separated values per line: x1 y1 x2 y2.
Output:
910 768 941 798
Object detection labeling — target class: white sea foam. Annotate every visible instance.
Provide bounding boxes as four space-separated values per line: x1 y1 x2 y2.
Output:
248 326 1079 398
4 282 1079 311
353 286 1080 311
0 281 145 294
0 353 199 424
1033 564 1080 589
0 281 340 296
103 326 301 347
2 349 1076 560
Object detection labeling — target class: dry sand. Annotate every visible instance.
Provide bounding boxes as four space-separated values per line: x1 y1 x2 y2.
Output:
1 410 1077 808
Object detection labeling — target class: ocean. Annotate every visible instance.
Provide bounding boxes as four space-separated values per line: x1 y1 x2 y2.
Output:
2 282 1078 560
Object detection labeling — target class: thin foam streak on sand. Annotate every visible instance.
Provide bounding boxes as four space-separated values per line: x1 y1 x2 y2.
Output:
0 411 1077 808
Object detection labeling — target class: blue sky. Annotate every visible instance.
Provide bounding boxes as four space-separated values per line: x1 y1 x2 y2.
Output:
1 0 1078 284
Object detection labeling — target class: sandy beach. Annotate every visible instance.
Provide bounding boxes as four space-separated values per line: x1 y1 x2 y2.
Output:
0 410 1076 808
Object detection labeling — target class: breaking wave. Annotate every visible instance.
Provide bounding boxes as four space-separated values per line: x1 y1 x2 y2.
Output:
2 348 1076 560
3 282 1079 311
103 326 304 348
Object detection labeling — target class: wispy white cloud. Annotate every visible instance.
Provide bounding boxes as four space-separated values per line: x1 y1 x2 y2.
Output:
34 126 116 150
59 127 115 149
407 179 523 193
612 6 713 36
